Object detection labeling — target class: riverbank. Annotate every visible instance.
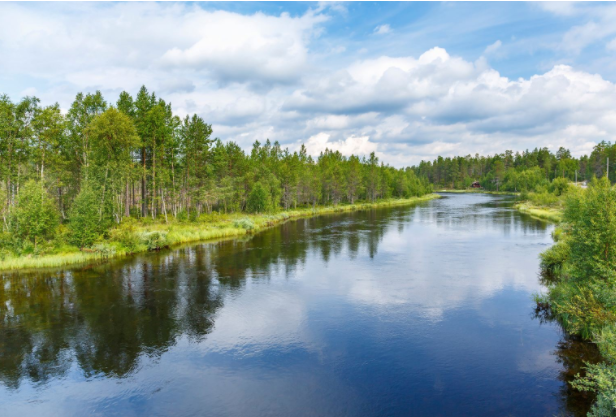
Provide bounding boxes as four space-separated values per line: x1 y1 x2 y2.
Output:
514 202 562 223
0 194 441 272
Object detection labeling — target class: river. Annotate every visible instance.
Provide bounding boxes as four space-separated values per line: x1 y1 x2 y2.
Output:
0 193 597 416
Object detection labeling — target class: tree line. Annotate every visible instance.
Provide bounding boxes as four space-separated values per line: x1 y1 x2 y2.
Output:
414 144 616 192
0 87 432 250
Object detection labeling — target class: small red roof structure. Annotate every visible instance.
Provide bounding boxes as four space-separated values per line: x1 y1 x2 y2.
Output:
471 181 481 188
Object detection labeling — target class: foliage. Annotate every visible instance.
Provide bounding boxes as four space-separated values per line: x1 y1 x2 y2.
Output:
247 182 269 213
139 231 168 251
539 176 616 415
10 180 59 248
540 240 570 273
68 183 106 248
565 177 616 283
233 218 255 231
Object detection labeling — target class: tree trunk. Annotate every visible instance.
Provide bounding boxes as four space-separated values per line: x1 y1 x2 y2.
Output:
125 181 130 217
141 146 147 217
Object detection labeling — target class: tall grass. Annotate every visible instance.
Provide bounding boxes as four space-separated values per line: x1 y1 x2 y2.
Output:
515 203 562 223
0 194 440 271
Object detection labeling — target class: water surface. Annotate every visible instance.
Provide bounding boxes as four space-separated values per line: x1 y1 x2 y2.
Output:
0 194 596 416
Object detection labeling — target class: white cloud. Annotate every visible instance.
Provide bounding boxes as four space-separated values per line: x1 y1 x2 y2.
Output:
0 3 328 89
539 2 579 16
160 10 328 85
374 24 391 35
2 3 616 167
302 133 378 157
484 40 502 55
608 38 616 51
556 4 616 53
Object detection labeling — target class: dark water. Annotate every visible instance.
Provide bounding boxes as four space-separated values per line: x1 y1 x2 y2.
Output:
0 194 598 416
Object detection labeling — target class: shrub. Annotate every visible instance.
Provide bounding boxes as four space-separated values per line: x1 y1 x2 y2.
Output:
140 231 168 250
540 240 570 273
550 177 571 196
233 218 255 231
11 180 59 248
109 219 140 252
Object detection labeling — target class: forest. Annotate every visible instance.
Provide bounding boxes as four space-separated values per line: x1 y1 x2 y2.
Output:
415 144 616 192
0 87 432 261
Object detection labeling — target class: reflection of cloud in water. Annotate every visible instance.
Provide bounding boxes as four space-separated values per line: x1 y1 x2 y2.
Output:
202 286 313 354
292 201 552 321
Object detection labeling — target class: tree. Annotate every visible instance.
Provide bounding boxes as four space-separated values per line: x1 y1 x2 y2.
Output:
247 182 268 213
11 180 59 248
68 183 104 248
86 108 141 222
564 177 616 283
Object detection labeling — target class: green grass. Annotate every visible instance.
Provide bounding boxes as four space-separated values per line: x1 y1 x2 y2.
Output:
515 202 563 223
0 194 440 272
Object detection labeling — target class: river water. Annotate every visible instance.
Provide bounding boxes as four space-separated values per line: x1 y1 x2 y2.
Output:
0 193 597 416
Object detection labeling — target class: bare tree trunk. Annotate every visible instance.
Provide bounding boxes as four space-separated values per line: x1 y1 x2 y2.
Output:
125 181 130 217
141 146 147 217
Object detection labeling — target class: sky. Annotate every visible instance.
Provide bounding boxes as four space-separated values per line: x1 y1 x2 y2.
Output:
2 1 616 167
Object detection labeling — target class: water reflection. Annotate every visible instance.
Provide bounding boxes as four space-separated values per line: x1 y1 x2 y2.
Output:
0 194 595 416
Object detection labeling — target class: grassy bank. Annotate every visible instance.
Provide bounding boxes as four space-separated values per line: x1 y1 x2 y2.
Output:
514 202 563 223
0 194 440 272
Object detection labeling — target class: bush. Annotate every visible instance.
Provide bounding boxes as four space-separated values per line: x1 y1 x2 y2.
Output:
109 219 140 252
140 231 168 250
233 218 255 231
550 177 570 196
529 190 559 207
540 240 570 273
11 180 59 248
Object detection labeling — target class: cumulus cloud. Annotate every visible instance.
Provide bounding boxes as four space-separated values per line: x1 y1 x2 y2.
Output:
160 10 328 85
374 24 391 35
0 3 327 91
302 133 378 157
2 3 616 167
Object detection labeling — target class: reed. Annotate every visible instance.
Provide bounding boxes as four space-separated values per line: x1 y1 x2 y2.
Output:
515 203 562 223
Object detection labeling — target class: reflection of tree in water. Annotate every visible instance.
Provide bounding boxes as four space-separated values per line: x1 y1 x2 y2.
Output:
0 250 224 388
0 205 410 389
533 297 601 416
211 206 406 285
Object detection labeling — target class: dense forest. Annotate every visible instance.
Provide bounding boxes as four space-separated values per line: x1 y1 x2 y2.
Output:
0 87 431 255
415 144 615 192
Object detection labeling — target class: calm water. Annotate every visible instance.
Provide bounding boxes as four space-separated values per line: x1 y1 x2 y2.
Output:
0 194 598 416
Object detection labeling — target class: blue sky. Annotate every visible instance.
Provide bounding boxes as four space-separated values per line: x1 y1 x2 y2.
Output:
1 2 616 166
